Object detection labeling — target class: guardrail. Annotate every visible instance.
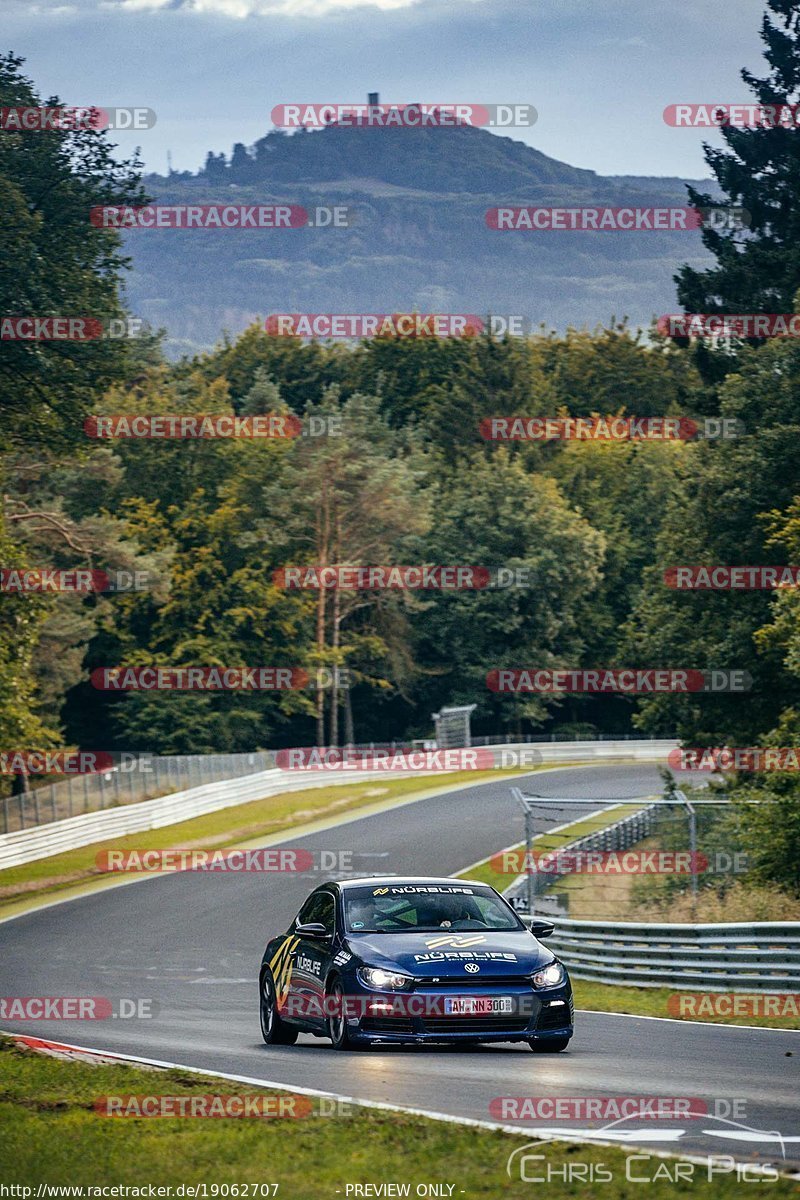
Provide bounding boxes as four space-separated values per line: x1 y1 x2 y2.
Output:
0 764 430 872
2 737 677 835
1 753 276 835
0 739 677 870
526 916 800 991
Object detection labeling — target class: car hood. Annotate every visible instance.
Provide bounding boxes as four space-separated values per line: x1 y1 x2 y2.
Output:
345 929 553 978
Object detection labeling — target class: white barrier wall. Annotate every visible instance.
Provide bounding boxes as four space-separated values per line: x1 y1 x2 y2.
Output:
0 740 678 870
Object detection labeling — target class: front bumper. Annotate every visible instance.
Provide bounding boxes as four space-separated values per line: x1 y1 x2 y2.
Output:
346 981 574 1044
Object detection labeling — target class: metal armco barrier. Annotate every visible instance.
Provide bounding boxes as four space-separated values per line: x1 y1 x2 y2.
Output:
527 916 800 991
0 739 677 869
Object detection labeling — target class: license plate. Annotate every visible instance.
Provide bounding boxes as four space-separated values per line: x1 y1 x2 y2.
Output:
443 996 513 1016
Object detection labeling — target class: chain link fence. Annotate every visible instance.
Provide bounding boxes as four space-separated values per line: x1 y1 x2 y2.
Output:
505 803 665 914
471 733 671 746
1 735 676 835
1 753 275 834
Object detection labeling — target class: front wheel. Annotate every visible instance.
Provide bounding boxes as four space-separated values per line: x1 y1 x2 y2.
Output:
326 979 362 1050
528 1036 570 1053
260 970 298 1045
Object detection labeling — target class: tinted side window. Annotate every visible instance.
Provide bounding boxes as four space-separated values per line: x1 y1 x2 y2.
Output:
314 892 335 934
296 894 318 926
297 891 335 933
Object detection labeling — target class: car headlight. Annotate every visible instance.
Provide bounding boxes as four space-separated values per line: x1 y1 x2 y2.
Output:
357 966 413 991
531 961 565 989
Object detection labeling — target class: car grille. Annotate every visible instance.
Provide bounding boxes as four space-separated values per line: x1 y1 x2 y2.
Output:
536 998 573 1029
423 1017 531 1033
361 1017 414 1034
414 976 532 988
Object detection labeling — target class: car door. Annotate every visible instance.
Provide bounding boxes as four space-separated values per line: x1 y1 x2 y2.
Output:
286 889 336 1029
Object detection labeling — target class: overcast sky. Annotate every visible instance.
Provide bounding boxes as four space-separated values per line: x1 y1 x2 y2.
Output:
6 0 766 179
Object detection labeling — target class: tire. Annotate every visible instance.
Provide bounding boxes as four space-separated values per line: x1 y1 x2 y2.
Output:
528 1036 570 1053
260 970 298 1045
326 978 362 1050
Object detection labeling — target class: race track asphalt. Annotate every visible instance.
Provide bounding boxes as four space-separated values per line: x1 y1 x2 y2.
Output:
1 762 797 1171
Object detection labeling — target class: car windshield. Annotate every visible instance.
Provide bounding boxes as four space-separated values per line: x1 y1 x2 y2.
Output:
343 884 523 933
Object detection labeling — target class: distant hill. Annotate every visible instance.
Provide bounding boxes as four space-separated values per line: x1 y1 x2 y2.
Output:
127 120 717 357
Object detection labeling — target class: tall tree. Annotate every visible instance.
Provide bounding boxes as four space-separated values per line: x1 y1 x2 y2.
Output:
675 2 800 316
0 52 149 457
254 388 429 745
625 336 800 743
410 451 605 735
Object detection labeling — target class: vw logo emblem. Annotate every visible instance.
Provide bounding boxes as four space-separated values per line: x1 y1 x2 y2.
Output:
464 962 480 973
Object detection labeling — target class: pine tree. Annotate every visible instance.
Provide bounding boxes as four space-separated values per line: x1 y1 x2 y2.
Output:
240 368 283 416
675 2 800 315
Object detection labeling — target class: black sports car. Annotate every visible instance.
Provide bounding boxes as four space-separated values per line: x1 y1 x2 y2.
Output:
259 876 573 1050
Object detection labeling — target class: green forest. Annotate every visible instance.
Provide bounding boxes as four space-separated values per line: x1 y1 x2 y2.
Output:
1 1 800 870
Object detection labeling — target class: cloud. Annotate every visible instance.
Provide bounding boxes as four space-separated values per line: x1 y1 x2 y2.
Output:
115 0 432 14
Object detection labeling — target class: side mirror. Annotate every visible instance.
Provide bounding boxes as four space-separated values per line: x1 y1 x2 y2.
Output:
528 918 555 940
295 921 331 939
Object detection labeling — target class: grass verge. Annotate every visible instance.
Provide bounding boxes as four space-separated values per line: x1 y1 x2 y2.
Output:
1 1037 795 1196
573 979 800 1029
